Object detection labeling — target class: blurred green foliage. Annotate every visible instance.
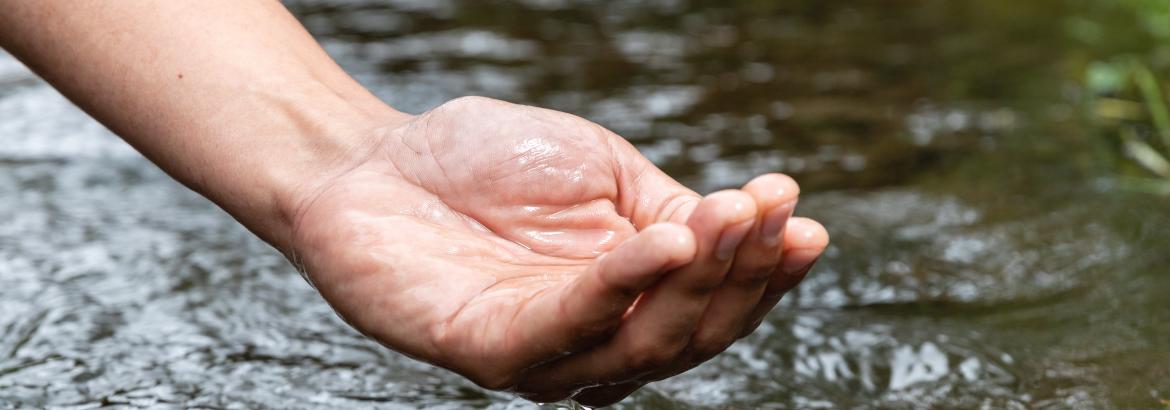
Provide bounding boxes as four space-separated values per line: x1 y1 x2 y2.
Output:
1078 0 1170 193
1088 59 1170 173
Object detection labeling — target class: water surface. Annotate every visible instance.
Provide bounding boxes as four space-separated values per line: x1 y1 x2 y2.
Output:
2 0 1169 408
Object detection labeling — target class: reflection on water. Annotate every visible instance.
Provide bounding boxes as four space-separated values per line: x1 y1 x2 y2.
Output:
2 0 1170 408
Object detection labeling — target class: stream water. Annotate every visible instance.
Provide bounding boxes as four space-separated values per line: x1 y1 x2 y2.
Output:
2 0 1168 408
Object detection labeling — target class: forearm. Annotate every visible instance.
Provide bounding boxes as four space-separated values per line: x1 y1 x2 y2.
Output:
0 0 407 249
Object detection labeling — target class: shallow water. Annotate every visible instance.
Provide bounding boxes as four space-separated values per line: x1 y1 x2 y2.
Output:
2 0 1170 408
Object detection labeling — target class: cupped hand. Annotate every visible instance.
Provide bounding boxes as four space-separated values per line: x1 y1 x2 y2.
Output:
288 96 829 406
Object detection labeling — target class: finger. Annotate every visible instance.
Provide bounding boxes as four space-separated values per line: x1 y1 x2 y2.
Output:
687 174 799 361
740 217 829 337
573 381 645 408
517 190 757 391
638 216 821 385
525 223 697 356
445 222 696 390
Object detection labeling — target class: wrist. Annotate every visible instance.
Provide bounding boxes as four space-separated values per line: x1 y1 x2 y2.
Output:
197 82 410 253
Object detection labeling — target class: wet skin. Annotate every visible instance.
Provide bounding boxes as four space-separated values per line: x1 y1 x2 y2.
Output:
0 2 827 406
293 97 829 406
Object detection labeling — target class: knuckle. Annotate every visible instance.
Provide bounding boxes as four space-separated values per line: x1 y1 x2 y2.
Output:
625 339 684 370
727 265 776 288
690 329 735 359
627 349 673 371
683 273 728 295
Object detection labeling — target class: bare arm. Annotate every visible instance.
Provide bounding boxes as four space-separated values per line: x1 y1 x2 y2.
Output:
0 1 829 406
0 0 407 249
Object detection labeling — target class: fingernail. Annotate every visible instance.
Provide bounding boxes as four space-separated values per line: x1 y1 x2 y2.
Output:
780 250 820 276
760 201 796 246
715 219 754 261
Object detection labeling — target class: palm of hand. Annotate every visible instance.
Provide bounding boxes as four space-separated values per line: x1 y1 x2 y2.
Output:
291 97 827 406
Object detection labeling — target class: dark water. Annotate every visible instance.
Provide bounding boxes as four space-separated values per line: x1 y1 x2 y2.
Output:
2 0 1169 408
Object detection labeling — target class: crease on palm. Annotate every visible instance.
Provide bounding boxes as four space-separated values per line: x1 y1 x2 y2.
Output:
375 136 675 363
291 98 809 398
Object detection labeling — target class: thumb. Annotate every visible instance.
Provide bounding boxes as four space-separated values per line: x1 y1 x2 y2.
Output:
513 223 696 362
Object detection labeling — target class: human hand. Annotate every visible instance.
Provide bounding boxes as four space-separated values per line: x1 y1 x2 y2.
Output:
289 96 829 406
0 2 826 405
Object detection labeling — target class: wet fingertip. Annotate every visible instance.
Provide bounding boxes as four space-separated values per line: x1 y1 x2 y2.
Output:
703 189 758 219
642 222 697 268
744 173 800 204
775 220 826 276
784 217 829 249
